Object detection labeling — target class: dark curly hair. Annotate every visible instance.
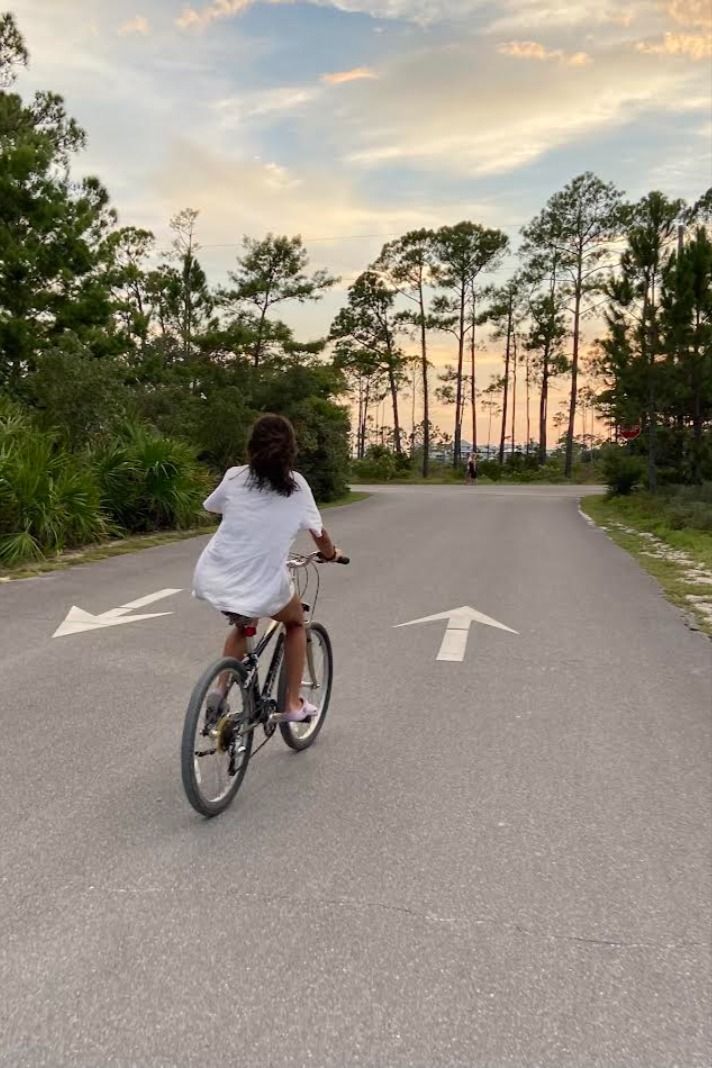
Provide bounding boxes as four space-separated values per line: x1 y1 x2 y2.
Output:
247 414 298 497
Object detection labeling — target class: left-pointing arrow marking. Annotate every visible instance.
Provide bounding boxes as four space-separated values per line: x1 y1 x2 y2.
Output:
52 589 182 638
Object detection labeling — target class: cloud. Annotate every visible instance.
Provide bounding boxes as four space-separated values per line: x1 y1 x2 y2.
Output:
176 0 492 30
262 161 302 189
177 0 255 29
175 0 712 33
498 41 592 66
213 86 320 122
636 31 712 58
665 0 712 29
486 1 642 33
322 67 378 85
151 140 464 284
337 41 700 176
12 0 709 378
118 15 150 36
564 51 592 66
315 0 484 20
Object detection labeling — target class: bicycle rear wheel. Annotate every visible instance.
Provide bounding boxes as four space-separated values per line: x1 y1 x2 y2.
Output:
181 657 254 817
278 622 333 752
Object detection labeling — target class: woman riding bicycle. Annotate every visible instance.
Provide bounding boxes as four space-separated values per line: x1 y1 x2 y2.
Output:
193 414 342 723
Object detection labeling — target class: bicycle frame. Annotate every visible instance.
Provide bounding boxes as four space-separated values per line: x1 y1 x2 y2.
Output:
242 619 285 717
239 602 317 728
226 552 324 732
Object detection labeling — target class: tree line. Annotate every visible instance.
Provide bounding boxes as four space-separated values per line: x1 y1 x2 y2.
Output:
1 12 710 566
335 179 711 486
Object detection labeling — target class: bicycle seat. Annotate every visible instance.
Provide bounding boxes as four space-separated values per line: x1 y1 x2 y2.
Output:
224 612 258 628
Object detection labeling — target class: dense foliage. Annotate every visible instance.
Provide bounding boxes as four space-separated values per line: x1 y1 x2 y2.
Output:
1 15 710 567
0 17 350 563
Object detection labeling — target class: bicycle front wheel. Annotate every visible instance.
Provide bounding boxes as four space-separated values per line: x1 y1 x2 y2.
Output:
279 622 333 752
181 657 254 818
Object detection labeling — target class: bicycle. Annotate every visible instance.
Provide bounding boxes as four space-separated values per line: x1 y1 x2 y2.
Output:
181 551 349 818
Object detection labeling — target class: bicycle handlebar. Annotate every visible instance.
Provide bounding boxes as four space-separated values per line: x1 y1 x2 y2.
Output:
289 551 350 569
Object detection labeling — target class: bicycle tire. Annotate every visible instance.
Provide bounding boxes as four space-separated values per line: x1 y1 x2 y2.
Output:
181 657 255 817
278 622 333 752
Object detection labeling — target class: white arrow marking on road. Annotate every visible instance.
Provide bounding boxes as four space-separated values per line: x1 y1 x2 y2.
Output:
118 589 184 612
52 588 182 638
396 605 518 663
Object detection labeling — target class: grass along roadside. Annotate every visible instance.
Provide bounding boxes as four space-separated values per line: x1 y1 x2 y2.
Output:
581 494 712 637
351 472 603 487
0 490 370 582
322 491 370 509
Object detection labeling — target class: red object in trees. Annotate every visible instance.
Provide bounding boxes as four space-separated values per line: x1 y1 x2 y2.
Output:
619 425 642 442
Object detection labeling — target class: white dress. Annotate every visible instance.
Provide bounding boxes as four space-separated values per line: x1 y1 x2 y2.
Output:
193 466 324 619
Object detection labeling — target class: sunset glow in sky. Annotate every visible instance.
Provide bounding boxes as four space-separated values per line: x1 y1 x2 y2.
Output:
11 0 712 439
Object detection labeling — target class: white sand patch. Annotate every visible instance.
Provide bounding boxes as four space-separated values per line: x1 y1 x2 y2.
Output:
597 521 712 632
682 570 712 586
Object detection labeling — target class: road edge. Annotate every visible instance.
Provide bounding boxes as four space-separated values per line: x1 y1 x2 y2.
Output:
579 496 712 639
0 491 371 584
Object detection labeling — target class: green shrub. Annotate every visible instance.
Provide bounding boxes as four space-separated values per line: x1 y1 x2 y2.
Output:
664 500 712 532
28 346 128 449
351 456 394 481
504 451 531 474
571 459 604 485
289 398 350 503
193 387 250 473
249 364 351 502
352 445 397 482
601 445 645 496
0 405 106 564
659 486 712 532
477 459 502 481
445 463 469 482
665 482 712 505
94 424 207 533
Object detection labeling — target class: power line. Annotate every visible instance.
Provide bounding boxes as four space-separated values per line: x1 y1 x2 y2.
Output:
192 225 679 295
201 232 403 248
198 222 526 251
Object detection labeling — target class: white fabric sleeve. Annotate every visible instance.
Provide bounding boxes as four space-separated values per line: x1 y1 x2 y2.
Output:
203 475 228 515
298 476 323 534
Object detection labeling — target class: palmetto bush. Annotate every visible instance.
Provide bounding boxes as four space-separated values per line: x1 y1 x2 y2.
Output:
0 403 207 566
0 401 107 565
95 423 207 533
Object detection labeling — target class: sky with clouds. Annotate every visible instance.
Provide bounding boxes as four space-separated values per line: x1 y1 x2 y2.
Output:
8 0 712 434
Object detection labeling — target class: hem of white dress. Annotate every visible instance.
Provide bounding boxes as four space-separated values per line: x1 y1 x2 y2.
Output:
193 584 295 621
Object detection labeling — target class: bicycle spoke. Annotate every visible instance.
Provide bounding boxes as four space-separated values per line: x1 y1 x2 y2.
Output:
189 669 249 807
290 630 327 742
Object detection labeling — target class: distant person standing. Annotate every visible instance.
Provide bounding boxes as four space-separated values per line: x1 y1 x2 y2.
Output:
465 452 478 484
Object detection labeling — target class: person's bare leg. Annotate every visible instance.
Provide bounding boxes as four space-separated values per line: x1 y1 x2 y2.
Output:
273 595 307 714
224 626 247 662
215 625 248 696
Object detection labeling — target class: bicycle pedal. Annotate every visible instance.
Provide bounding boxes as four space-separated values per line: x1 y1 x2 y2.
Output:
270 712 311 725
273 712 317 726
269 713 289 724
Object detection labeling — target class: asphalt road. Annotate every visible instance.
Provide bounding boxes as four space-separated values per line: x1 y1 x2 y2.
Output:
1 484 710 1068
